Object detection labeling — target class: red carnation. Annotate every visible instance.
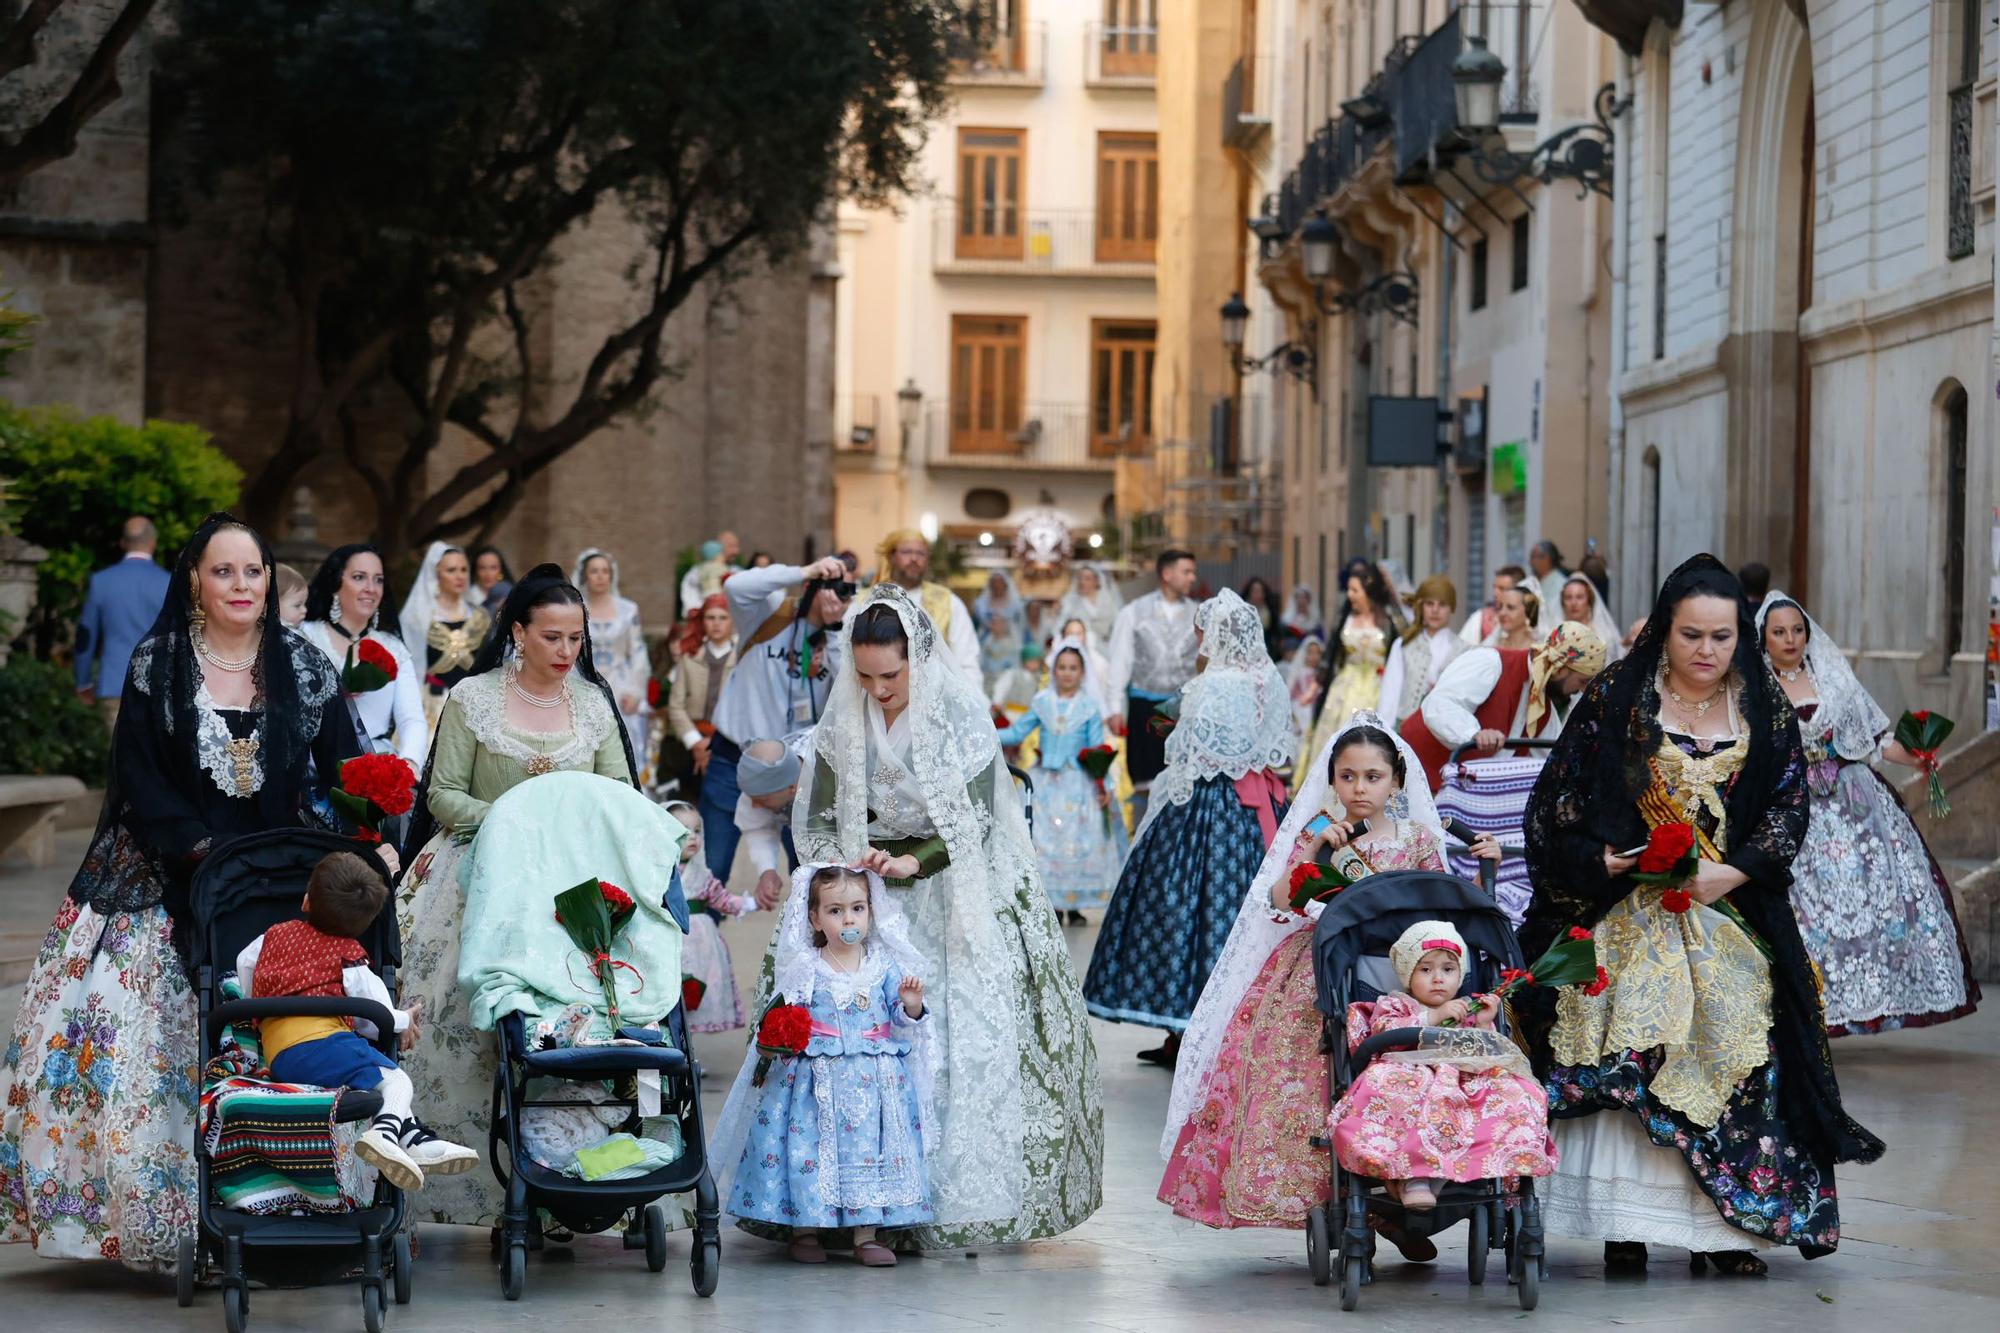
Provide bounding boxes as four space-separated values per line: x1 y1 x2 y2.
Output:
599 882 636 914
682 976 706 1012
1582 965 1610 997
1289 863 1322 893
1911 709 1932 725
1636 822 1695 874
339 754 418 816
1567 926 1593 942
751 1000 814 1085
1660 888 1693 914
357 638 397 678
647 677 663 709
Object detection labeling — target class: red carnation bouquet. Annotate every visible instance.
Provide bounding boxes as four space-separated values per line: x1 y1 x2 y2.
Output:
1627 821 1698 888
332 753 417 844
1077 743 1118 834
553 877 644 1024
1440 927 1602 1027
341 638 398 694
992 705 1013 730
750 997 813 1086
1283 859 1355 915
1895 708 1954 819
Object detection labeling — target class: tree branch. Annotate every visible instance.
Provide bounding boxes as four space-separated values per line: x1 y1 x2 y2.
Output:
0 1 65 81
0 0 157 189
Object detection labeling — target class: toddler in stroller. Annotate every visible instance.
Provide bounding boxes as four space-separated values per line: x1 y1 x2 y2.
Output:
1310 880 1553 1311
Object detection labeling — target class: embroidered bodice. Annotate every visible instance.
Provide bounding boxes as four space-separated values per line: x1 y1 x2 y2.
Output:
802 949 922 1059
425 607 490 681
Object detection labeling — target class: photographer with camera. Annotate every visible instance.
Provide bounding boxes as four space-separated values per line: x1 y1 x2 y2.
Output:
698 554 856 889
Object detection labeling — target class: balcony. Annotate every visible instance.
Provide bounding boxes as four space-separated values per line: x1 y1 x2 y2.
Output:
1572 1 1685 57
1222 55 1271 152
1086 20 1157 88
1384 10 1461 182
948 20 1046 88
921 401 1124 473
932 204 1155 276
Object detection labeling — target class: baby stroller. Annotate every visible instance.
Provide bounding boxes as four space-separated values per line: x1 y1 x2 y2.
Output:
1436 737 1556 924
185 828 412 1333
1306 867 1545 1312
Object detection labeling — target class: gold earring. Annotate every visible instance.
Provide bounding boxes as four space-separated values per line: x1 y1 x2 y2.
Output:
189 574 207 633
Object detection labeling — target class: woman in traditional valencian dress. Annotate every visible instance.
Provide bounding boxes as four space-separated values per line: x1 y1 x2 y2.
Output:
772 584 1103 1250
1 513 376 1270
1757 592 1979 1035
1296 563 1402 792
395 565 637 1227
974 570 1028 687
398 542 491 730
998 636 1126 920
1158 711 1499 1232
1084 590 1295 1066
1519 555 1884 1276
298 543 428 768
573 548 652 767
1059 563 1124 646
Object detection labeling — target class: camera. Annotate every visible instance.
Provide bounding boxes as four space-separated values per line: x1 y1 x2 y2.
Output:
803 577 856 602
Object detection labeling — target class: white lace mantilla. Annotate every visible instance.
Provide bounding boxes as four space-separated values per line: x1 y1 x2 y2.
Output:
131 629 339 799
1755 590 1889 763
449 668 616 771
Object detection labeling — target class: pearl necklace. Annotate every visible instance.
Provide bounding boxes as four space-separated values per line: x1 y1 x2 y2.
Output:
1775 664 1805 683
510 672 567 710
1665 678 1724 720
194 630 258 673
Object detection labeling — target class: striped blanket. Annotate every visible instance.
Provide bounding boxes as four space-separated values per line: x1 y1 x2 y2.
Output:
198 981 372 1216
1437 754 1547 925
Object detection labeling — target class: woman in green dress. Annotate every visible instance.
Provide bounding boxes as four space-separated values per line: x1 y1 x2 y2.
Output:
395 564 636 1227
767 583 1104 1249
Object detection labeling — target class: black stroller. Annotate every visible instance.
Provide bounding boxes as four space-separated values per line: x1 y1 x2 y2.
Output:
1306 869 1546 1312
184 828 412 1333
489 870 720 1301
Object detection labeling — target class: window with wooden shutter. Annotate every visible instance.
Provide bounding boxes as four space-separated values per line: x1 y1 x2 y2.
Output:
1095 131 1158 263
1100 0 1158 78
957 128 1025 260
950 315 1028 454
1090 319 1155 455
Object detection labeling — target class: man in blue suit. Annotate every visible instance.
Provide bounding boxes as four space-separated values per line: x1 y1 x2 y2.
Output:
74 516 173 728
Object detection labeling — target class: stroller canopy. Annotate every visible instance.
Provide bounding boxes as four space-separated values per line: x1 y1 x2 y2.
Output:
1312 870 1523 1018
457 771 690 1036
189 827 401 975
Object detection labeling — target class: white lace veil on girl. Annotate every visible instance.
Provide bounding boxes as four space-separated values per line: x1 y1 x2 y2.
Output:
1562 573 1626 664
570 547 625 601
1040 635 1108 722
397 540 462 650
1059 563 1124 640
1134 588 1296 846
1160 707 1443 1157
1755 589 1889 762
707 861 940 1204
789 582 1031 1226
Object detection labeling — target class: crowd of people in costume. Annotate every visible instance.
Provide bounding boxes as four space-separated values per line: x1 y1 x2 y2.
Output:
2 510 1977 1300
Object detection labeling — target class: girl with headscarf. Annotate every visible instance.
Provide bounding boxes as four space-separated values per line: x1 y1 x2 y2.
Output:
572 548 651 767
1295 561 1404 794
1559 572 1626 665
398 541 490 729
1158 711 1500 1230
998 637 1126 921
773 584 1102 1249
1519 555 1884 1275
299 543 429 768
394 565 640 1227
1083 590 1297 1067
973 570 1028 687
1756 592 1979 1035
1377 574 1463 727
1059 563 1124 645
1 513 377 1269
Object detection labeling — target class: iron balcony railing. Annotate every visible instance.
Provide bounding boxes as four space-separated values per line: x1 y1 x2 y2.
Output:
948 19 1047 87
922 401 1124 473
932 203 1156 274
1384 9 1461 181
1086 19 1158 86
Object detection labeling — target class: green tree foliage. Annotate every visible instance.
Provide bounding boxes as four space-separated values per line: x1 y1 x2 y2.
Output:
0 656 109 784
0 402 241 647
165 0 971 560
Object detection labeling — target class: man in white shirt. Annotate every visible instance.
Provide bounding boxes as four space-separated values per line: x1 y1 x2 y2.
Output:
698 554 852 881
735 739 801 910
1529 541 1570 620
875 527 981 688
1400 621 1608 792
1105 549 1200 790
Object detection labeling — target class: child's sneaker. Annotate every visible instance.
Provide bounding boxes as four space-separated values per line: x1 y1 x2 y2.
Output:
400 1119 478 1176
357 1115 426 1191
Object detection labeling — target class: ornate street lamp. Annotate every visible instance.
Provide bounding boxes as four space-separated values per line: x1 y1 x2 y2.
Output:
1450 37 1628 200
1451 34 1506 137
1300 212 1339 281
1219 292 1249 352
895 378 923 453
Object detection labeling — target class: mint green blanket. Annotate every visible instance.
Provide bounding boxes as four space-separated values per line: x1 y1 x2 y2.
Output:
457 772 687 1038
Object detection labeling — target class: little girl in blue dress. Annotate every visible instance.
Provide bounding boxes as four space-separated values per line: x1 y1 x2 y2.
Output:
998 636 1127 920
710 863 935 1266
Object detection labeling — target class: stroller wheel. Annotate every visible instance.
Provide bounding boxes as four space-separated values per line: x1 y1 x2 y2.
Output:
501 1242 526 1301
1467 1202 1489 1285
1340 1254 1365 1312
393 1231 414 1305
361 1282 387 1333
223 1285 248 1333
643 1201 669 1273
175 1235 197 1308
691 1235 720 1298
1306 1204 1331 1287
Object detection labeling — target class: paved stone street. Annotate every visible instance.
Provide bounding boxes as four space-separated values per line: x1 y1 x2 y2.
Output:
2 862 1994 1330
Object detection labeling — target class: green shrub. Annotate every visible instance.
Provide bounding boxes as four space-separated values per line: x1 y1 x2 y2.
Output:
0 402 241 649
0 656 110 785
